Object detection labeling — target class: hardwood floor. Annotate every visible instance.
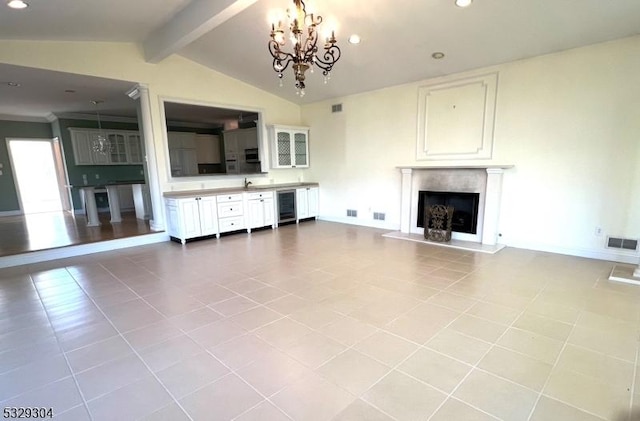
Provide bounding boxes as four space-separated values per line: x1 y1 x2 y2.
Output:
0 211 153 257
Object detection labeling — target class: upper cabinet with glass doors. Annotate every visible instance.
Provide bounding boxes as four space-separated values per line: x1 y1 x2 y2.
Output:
268 125 309 169
70 128 144 166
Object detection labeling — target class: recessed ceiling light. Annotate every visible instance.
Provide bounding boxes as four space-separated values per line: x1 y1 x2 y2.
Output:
7 0 28 9
348 34 361 45
6 82 21 87
431 52 445 59
455 0 473 7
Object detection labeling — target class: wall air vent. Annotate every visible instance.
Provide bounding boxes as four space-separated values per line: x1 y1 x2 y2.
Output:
373 212 386 221
347 209 357 217
607 237 638 251
331 104 343 113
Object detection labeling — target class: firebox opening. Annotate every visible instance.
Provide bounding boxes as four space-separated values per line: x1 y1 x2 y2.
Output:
418 191 480 234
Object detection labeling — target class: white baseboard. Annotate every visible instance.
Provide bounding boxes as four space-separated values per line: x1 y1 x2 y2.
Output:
505 239 639 264
322 216 639 264
0 210 23 217
0 232 169 269
319 215 400 231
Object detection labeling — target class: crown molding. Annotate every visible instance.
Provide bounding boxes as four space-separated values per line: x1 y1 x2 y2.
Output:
0 114 50 123
51 112 139 124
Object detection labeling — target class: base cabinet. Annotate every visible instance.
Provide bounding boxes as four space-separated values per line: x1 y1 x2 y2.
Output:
217 194 245 233
166 196 218 244
165 185 317 244
296 187 319 221
246 191 275 232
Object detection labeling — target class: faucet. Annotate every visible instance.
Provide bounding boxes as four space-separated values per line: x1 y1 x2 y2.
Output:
244 178 252 188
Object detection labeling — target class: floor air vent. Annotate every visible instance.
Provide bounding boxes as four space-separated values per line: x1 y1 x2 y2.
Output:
373 212 386 221
347 209 357 217
607 237 639 250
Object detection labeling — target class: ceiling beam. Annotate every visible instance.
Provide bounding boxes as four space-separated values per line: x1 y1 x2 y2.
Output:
143 0 258 64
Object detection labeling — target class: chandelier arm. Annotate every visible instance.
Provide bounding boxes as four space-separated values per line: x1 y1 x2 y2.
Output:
314 45 341 72
269 41 296 72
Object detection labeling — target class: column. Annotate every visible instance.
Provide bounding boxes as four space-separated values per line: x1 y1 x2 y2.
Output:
82 187 101 227
400 168 413 233
127 84 165 232
482 168 504 246
105 185 122 223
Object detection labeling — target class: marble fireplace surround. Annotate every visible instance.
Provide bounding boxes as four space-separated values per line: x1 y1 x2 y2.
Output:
397 165 513 248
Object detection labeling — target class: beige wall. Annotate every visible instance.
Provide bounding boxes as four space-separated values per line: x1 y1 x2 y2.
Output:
0 40 306 192
301 35 640 262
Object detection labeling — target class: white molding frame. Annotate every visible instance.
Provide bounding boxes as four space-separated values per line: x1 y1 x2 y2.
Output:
416 72 498 161
158 96 269 183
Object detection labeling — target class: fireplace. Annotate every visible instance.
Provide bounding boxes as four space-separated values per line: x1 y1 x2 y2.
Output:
395 165 512 246
418 191 480 234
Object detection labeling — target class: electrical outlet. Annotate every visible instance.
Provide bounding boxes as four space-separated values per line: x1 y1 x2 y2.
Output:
595 226 603 236
95 174 100 179
0 170 3 176
82 174 88 185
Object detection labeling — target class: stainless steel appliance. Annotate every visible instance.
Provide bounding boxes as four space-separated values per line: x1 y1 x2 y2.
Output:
277 190 296 223
244 148 259 163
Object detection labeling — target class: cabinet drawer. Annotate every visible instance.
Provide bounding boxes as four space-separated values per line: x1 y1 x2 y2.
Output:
165 198 178 207
217 193 243 203
218 216 244 233
217 202 243 217
247 191 274 200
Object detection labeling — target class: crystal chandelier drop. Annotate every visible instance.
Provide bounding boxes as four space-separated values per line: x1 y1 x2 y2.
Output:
268 0 341 97
91 100 111 155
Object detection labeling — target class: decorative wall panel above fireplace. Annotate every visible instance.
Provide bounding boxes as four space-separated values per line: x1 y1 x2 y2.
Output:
416 72 498 161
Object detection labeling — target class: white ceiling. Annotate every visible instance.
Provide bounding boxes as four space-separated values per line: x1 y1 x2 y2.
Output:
1 0 640 116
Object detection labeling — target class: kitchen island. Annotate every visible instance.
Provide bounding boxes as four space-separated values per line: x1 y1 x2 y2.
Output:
79 180 147 226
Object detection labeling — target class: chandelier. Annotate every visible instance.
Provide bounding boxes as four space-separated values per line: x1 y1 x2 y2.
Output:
91 100 111 155
268 0 341 97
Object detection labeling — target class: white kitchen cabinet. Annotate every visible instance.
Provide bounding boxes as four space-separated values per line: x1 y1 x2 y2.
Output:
196 134 221 164
169 145 198 177
126 134 143 164
165 196 219 244
167 132 197 150
296 186 319 221
217 193 245 233
108 133 128 164
71 130 93 165
168 132 199 176
246 191 275 232
70 128 143 166
268 125 309 169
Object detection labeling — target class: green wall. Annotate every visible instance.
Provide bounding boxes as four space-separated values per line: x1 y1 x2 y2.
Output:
0 120 53 212
54 118 144 210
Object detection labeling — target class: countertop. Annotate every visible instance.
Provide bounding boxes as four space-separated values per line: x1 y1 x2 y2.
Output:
163 182 319 199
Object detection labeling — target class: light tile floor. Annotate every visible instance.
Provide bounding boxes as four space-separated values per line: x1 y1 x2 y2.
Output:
1 221 639 421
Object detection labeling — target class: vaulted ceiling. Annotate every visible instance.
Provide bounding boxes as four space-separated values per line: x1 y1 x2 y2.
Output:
1 0 640 116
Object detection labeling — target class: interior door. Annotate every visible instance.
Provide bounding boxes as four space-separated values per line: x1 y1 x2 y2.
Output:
52 137 72 212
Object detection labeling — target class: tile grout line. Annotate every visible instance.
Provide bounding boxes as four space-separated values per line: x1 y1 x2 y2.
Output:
626 313 640 421
425 274 551 421
73 262 197 421
523 284 584 421
27 271 94 419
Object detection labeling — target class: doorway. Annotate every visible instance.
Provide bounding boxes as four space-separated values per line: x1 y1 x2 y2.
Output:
7 138 69 214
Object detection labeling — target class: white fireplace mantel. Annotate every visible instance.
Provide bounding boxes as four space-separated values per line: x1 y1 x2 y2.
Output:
397 164 514 246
